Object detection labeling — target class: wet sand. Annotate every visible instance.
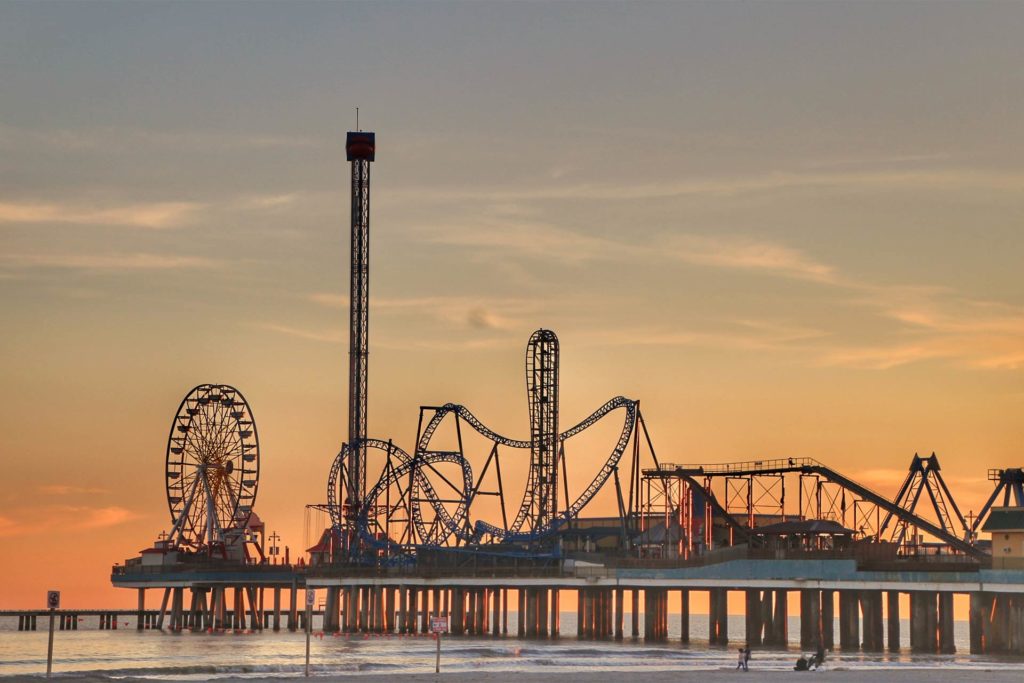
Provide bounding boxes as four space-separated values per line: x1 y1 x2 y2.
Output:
58 669 1024 682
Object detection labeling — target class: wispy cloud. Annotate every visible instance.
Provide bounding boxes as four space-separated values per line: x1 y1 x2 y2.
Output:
0 192 302 230
394 168 1024 204
308 292 536 331
579 319 828 352
661 235 835 283
421 219 835 284
0 505 141 537
421 221 624 265
0 200 201 229
0 122 316 152
258 322 345 344
38 484 108 496
0 252 217 271
823 294 1024 370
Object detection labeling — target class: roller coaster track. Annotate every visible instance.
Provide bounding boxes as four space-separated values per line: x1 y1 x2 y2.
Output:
329 396 640 553
649 458 984 558
415 398 636 543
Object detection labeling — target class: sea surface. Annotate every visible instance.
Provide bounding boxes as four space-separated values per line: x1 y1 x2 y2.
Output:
1 613 1022 679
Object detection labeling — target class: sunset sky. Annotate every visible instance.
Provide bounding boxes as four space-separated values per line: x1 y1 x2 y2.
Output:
1 1 1023 609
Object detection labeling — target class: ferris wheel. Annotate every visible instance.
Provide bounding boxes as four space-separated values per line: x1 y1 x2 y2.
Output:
164 384 260 551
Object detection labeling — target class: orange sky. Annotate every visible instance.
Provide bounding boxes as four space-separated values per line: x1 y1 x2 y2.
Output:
2 2 1023 610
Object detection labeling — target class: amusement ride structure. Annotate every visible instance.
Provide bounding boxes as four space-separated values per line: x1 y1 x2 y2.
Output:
95 128 1024 657
132 129 1021 569
164 383 263 558
326 327 656 562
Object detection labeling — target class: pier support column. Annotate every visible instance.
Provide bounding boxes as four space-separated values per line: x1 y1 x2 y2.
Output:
800 590 821 648
771 590 787 646
643 590 655 642
398 587 408 633
910 591 937 653
680 589 690 643
323 587 337 632
886 591 900 651
969 592 985 654
709 588 728 645
386 587 395 633
925 591 938 653
136 588 145 631
171 587 184 632
631 589 640 638
615 589 625 640
155 587 170 630
186 589 199 631
249 586 262 631
860 590 883 651
453 588 465 636
514 589 523 638
820 590 834 650
577 589 585 638
525 589 538 638
939 592 956 654
421 589 431 635
492 589 501 636
550 588 560 638
287 583 297 632
839 590 859 650
234 586 245 630
272 587 281 632
759 591 774 646
748 590 763 646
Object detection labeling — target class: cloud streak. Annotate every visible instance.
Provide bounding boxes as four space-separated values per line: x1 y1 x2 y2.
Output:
0 252 218 271
0 200 201 229
394 168 1024 204
419 218 1023 372
0 505 141 538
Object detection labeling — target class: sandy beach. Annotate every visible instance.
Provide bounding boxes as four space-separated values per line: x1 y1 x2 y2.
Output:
51 670 1024 683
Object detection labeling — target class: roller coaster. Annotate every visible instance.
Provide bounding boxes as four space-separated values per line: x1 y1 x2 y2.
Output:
325 329 658 563
639 455 1024 560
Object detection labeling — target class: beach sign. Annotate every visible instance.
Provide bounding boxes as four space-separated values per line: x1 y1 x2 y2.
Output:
430 616 448 673
46 591 60 610
305 589 315 608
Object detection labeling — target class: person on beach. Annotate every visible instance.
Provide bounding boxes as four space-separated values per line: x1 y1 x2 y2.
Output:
809 646 826 670
743 646 751 671
736 647 746 671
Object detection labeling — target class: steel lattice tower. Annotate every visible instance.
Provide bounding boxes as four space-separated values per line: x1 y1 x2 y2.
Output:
345 131 375 522
526 329 560 531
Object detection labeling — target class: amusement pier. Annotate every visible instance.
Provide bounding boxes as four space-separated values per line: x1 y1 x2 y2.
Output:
8 131 1023 657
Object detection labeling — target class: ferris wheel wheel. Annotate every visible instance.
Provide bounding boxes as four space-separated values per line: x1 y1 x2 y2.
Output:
164 384 260 551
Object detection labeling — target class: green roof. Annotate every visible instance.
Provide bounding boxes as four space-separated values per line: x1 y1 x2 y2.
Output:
982 507 1024 532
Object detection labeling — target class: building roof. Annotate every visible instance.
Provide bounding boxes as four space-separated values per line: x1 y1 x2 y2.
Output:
751 519 855 536
982 507 1024 532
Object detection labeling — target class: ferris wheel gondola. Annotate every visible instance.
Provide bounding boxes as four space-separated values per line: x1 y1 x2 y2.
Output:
164 384 260 552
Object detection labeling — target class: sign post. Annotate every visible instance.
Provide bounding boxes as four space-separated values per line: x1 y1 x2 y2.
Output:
304 589 314 677
45 590 60 678
430 615 449 674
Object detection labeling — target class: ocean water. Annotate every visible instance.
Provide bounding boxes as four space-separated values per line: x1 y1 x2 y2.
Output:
1 614 1022 679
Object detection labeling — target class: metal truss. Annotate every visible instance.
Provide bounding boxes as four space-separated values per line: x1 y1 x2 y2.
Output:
642 455 990 558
